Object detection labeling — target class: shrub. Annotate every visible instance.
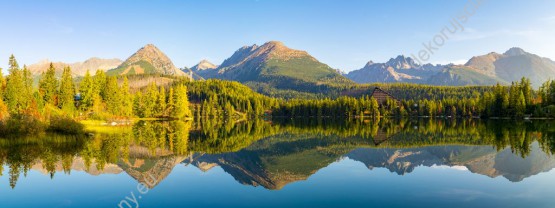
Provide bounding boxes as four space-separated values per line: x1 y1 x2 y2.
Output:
0 115 46 136
48 116 85 135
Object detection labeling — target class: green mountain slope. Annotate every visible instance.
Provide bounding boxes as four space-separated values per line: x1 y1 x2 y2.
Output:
198 41 354 95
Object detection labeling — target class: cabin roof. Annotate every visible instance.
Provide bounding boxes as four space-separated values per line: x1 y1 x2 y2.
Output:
370 87 400 103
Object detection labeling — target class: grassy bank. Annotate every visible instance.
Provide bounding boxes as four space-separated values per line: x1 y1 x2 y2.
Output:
0 116 85 137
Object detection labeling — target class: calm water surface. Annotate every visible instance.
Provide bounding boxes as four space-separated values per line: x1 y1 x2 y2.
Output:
1 119 555 208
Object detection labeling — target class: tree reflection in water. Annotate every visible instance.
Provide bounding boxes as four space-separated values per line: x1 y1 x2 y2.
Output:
2 118 555 189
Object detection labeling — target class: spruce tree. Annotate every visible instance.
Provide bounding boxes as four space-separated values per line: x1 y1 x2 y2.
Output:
133 91 144 118
520 77 532 105
104 76 121 115
93 70 107 100
5 55 25 114
515 90 526 117
59 66 76 113
22 65 34 110
167 87 175 116
121 77 133 117
157 86 167 116
143 83 158 118
79 70 94 111
173 84 192 119
38 63 59 106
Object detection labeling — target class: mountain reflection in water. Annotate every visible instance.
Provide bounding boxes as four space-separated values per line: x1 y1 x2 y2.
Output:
1 118 555 190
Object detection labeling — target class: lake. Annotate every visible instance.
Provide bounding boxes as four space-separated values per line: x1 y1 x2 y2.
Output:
1 118 555 208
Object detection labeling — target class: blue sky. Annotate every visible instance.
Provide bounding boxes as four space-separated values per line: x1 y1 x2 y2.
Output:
1 0 554 73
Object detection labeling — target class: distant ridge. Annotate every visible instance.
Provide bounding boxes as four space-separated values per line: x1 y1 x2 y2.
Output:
27 57 122 77
346 48 555 87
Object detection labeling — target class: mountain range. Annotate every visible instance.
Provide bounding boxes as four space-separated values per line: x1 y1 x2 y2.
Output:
23 41 555 89
346 47 555 88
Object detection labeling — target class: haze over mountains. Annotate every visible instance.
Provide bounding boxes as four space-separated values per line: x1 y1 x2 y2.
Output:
27 57 122 76
23 41 555 89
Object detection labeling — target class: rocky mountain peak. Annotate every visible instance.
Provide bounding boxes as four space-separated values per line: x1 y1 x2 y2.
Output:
259 41 311 60
262 41 285 48
504 47 527 56
219 41 312 70
134 44 164 57
108 44 189 77
364 61 375 68
192 59 218 71
386 55 418 69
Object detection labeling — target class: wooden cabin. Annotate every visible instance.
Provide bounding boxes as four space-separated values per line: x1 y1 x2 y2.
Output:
370 87 400 105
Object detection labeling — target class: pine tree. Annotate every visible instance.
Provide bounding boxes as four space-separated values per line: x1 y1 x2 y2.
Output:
59 66 76 113
143 83 158 118
157 86 167 116
104 76 121 115
167 87 175 116
79 70 95 111
93 70 107 100
508 82 519 114
515 90 526 117
38 63 59 106
173 84 192 119
121 77 133 117
5 55 25 114
520 77 532 105
22 65 34 111
133 91 144 118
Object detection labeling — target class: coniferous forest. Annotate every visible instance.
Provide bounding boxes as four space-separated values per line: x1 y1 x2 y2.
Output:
0 54 554 136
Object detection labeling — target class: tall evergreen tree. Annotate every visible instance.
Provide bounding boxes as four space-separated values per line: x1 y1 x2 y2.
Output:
93 70 107 100
167 87 175 117
104 76 121 115
173 84 192 119
520 77 532 105
143 83 158 118
38 63 59 106
515 90 526 117
59 66 76 113
157 86 167 116
133 91 144 118
5 55 25 114
79 70 94 111
22 65 34 108
121 77 133 117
